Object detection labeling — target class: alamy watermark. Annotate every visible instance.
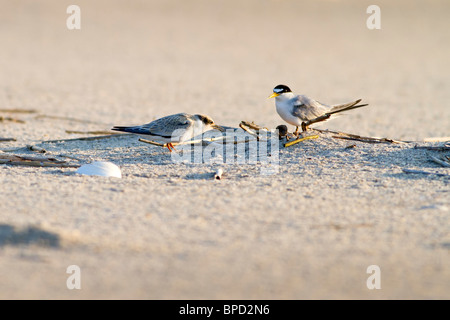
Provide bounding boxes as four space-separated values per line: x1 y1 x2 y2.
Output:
366 5 381 30
366 265 381 289
66 265 81 289
66 5 380 31
66 5 81 30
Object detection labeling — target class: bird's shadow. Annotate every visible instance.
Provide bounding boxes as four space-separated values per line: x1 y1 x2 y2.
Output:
0 224 60 248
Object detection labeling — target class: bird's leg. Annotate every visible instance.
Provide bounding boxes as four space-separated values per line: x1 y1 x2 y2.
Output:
293 126 300 137
166 143 175 152
301 122 308 132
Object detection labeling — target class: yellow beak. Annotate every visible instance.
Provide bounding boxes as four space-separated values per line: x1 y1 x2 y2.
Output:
268 92 279 99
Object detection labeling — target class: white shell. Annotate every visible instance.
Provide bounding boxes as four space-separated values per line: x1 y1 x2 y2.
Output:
76 161 122 178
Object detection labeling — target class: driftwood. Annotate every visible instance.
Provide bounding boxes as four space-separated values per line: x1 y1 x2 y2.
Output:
239 122 261 140
313 129 406 144
429 156 450 168
0 154 80 168
239 121 272 142
414 144 450 151
240 121 269 131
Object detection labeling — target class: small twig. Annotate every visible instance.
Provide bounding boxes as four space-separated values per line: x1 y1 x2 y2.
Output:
0 116 25 123
302 114 331 129
332 135 400 144
429 156 450 168
240 121 269 131
414 144 450 151
284 134 319 148
138 138 165 147
0 108 37 113
0 154 63 163
214 168 223 180
0 154 79 168
0 160 80 168
239 122 260 140
402 168 450 177
0 137 16 142
314 128 407 144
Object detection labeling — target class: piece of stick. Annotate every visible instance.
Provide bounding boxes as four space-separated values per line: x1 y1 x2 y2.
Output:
138 138 165 147
0 154 64 163
238 123 271 142
0 137 16 142
240 121 269 131
0 159 80 168
429 156 450 168
414 144 450 151
0 154 79 168
402 168 450 177
302 114 331 129
0 116 25 123
316 128 406 144
332 135 401 144
214 168 223 180
284 134 319 148
239 122 261 140
0 108 37 113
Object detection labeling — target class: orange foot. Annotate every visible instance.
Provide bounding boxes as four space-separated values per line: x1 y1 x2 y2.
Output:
166 143 176 152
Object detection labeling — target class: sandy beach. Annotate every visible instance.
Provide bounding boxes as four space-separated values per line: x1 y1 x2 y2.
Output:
0 0 449 299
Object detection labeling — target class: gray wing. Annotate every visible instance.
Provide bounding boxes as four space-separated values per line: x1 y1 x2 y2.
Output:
112 113 192 137
290 95 330 121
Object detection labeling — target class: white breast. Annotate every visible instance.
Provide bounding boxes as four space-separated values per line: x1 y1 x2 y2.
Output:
276 100 303 126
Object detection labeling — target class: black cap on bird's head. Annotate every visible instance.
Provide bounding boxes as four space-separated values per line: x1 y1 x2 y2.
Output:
195 114 225 132
268 84 292 98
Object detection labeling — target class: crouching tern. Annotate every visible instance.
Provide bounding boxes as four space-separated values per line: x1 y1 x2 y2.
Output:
269 84 368 136
112 113 224 152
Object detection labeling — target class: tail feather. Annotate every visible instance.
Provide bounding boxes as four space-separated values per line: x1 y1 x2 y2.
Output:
111 126 131 133
111 126 148 134
327 99 368 116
